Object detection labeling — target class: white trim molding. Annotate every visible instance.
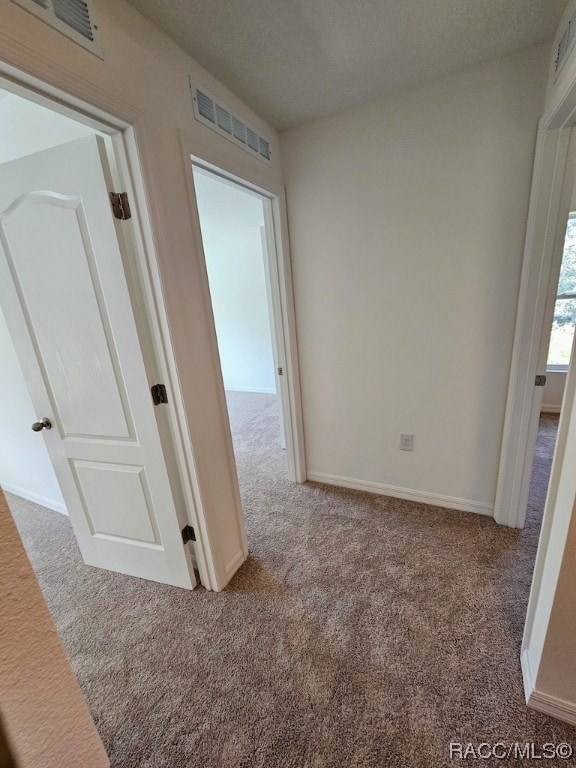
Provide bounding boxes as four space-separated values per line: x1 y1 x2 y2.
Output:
1 483 67 515
225 386 277 395
495 127 574 528
306 472 494 517
522 647 576 726
541 405 562 414
521 648 536 702
224 549 246 579
528 690 576 726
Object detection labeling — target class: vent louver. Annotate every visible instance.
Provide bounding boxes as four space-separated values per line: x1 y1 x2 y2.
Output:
556 7 576 77
12 0 101 55
191 85 272 165
53 0 93 40
197 90 216 123
232 117 246 143
259 137 271 162
215 103 232 134
246 127 259 152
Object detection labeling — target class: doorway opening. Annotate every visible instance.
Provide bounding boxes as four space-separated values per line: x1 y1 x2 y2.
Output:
0 81 201 590
191 163 299 503
526 199 576 532
520 156 576 536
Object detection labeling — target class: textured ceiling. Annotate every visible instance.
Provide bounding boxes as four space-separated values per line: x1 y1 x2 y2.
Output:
127 0 567 129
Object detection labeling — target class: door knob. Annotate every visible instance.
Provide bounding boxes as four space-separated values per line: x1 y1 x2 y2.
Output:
31 418 52 432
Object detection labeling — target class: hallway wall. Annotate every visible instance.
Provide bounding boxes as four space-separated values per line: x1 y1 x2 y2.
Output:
0 490 108 767
281 44 549 513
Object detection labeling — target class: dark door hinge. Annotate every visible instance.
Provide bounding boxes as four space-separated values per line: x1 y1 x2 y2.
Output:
277 367 283 376
182 525 196 543
151 383 168 405
110 191 132 220
535 375 547 387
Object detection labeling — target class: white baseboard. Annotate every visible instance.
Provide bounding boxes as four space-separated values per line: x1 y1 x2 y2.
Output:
212 548 247 592
528 690 576 726
521 648 535 702
522 648 576 725
1 483 67 515
225 386 277 395
306 471 494 517
541 405 561 414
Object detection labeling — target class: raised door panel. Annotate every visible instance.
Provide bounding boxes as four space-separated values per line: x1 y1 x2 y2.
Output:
72 461 160 545
1 193 132 440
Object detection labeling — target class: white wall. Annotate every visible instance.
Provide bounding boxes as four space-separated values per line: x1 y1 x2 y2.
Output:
0 90 95 163
542 371 566 413
281 44 549 513
0 92 99 512
193 170 276 394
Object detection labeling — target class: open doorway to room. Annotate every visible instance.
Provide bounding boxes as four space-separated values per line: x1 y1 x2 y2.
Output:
522 172 576 532
496 122 576 534
0 83 199 591
192 164 290 495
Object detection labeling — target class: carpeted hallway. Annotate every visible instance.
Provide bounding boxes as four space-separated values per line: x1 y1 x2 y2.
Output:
6 399 574 767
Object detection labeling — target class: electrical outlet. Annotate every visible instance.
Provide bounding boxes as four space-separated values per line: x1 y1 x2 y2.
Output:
400 433 414 451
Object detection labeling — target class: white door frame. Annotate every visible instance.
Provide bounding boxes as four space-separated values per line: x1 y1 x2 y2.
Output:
495 73 576 529
179 130 307 485
0 64 218 588
260 224 287 449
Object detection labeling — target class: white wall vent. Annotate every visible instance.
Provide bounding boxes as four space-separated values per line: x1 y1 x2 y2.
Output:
191 83 272 165
11 0 102 57
555 6 576 79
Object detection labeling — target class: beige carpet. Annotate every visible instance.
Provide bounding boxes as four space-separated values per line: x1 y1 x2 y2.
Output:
7 398 575 767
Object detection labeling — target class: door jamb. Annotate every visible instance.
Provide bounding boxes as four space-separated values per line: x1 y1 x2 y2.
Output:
495 105 576 528
179 130 307 486
0 64 215 589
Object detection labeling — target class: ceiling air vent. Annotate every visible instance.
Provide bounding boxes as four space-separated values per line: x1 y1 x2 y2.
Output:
11 0 102 57
191 83 272 166
555 6 576 79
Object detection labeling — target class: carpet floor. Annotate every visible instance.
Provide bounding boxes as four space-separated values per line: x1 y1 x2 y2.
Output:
7 398 575 767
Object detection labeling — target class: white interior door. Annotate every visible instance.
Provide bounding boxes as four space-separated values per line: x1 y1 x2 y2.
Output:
0 135 196 589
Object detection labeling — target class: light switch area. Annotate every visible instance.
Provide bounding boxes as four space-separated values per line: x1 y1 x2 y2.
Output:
400 433 414 451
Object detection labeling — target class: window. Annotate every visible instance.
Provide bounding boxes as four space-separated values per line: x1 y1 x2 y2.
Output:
547 214 576 369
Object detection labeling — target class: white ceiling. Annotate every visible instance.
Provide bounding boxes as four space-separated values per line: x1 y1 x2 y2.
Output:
127 0 567 129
